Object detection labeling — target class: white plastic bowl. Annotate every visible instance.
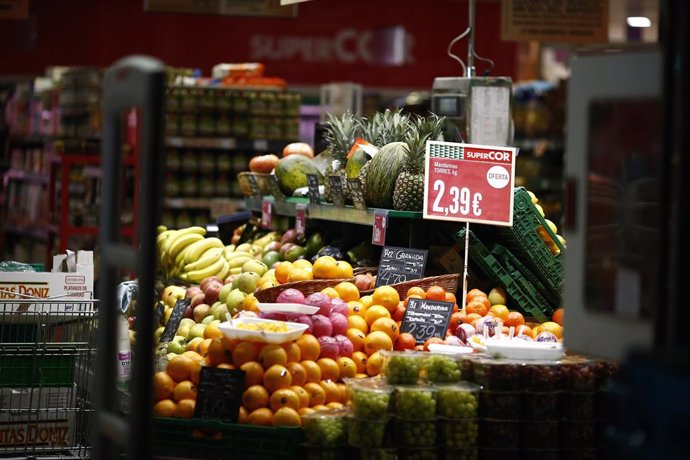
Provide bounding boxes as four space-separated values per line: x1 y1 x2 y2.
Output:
257 303 319 315
218 317 309 344
485 340 564 361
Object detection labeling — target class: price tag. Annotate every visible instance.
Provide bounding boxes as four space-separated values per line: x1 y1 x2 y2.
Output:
220 138 238 150
328 175 345 207
254 139 269 151
261 200 272 229
160 298 191 343
401 298 455 345
193 367 246 422
168 137 183 148
423 141 517 226
267 175 285 201
246 173 262 198
295 203 307 237
306 174 320 205
372 210 387 246
348 178 367 210
375 246 428 287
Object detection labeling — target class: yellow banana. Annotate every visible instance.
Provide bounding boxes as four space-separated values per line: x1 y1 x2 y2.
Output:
184 247 223 272
162 226 205 256
184 237 224 265
235 243 253 253
168 233 205 260
157 225 168 234
186 257 226 283
228 255 253 269
229 267 242 275
226 251 253 260
214 260 231 281
225 244 236 252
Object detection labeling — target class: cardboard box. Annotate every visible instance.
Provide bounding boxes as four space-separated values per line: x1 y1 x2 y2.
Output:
0 385 77 415
0 251 94 312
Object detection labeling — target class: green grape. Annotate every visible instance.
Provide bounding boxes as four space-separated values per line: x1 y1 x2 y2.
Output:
384 354 422 384
393 388 437 419
396 419 436 447
437 388 478 418
442 419 479 449
348 418 388 448
399 448 437 460
360 449 397 460
422 355 462 383
352 388 391 419
304 415 348 447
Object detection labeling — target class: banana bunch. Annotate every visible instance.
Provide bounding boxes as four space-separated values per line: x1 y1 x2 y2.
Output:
222 231 281 276
157 226 227 281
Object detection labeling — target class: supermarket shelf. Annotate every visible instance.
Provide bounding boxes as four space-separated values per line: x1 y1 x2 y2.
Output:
513 137 564 152
3 223 52 241
165 197 245 216
245 196 422 225
166 136 291 152
3 169 49 184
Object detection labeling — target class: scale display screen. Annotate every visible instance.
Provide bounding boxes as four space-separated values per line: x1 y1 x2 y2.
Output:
435 95 463 117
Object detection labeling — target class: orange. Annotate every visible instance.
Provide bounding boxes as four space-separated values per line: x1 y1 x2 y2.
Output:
516 324 533 338
488 304 510 321
181 350 204 363
217 363 235 370
303 382 327 407
259 344 288 369
263 364 292 393
284 342 301 363
207 338 233 366
355 373 369 379
313 256 338 279
364 305 391 326
335 282 360 302
244 293 259 312
449 312 464 333
365 352 384 376
445 292 457 304
334 261 354 279
312 404 330 412
426 286 447 301
466 300 488 317
336 383 348 404
240 361 265 387
406 286 426 299
462 312 482 324
321 287 340 299
275 261 294 284
239 406 249 424
392 303 407 322
270 388 301 412
173 380 197 402
372 286 400 312
301 360 322 383
394 333 416 351
364 331 393 355
359 295 374 309
298 407 316 417
296 334 320 361
552 308 564 326
248 408 274 426
174 399 196 419
352 351 368 374
471 295 491 310
317 358 340 381
403 294 423 308
153 371 175 401
285 362 307 386
288 268 313 282
348 315 368 333
327 402 344 411
539 321 563 339
273 407 301 427
466 288 487 303
423 337 445 351
347 328 367 352
370 317 400 342
153 399 176 417
204 322 223 340
347 301 365 317
232 341 259 367
197 339 213 358
290 385 310 408
293 259 313 271
190 360 205 386
336 357 357 380
242 385 270 412
319 379 340 403
504 311 526 328
167 355 195 382
186 337 204 352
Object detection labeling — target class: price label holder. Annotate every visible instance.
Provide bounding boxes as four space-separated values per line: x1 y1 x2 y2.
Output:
261 199 272 229
246 173 262 199
160 298 191 343
400 298 455 345
193 367 246 422
295 203 307 237
375 246 429 287
372 210 387 246
306 174 320 205
253 139 269 151
267 175 285 202
328 175 345 207
423 141 517 226
348 178 367 210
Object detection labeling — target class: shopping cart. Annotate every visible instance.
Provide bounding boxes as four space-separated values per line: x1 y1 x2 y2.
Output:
0 290 97 459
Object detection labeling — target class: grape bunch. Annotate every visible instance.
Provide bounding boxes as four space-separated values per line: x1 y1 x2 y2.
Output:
360 449 397 460
441 419 479 449
348 418 388 448
398 448 437 460
437 386 479 418
384 353 422 384
393 387 437 419
396 419 437 447
303 414 348 447
421 355 461 383
351 388 391 419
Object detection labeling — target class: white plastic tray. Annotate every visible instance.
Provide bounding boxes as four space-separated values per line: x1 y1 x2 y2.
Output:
218 317 309 344
427 343 474 355
257 303 319 315
485 340 564 361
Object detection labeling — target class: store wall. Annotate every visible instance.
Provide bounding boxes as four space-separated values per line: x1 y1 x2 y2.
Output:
0 0 518 89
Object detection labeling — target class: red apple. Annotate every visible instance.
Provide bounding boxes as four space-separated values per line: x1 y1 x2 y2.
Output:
353 274 371 292
264 241 282 253
186 285 202 299
200 276 224 292
203 282 223 305
224 275 236 285
190 292 206 307
183 305 194 319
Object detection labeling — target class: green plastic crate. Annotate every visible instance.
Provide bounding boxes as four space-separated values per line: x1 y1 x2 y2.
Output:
0 345 76 387
154 417 305 460
455 228 553 321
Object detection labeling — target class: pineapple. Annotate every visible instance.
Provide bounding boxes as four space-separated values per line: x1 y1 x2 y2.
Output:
392 114 445 211
323 111 362 203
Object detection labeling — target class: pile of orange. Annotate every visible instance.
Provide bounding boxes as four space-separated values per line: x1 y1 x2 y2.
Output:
273 256 354 284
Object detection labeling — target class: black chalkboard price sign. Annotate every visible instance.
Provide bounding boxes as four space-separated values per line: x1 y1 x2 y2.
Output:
160 298 191 343
193 367 246 423
400 298 454 344
328 175 345 207
375 246 429 287
347 178 367 210
306 174 320 205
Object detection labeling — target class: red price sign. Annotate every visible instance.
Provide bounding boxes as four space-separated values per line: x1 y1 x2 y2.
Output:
261 200 272 229
371 210 387 246
295 204 306 236
423 141 517 226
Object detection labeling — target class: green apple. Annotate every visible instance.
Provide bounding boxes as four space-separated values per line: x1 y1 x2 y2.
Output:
193 304 211 323
161 285 186 309
488 287 508 306
154 326 165 344
188 323 206 340
233 272 261 294
219 284 235 304
166 352 178 361
167 335 187 354
211 303 230 321
202 315 217 325
226 289 247 314
242 260 268 277
177 318 195 338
